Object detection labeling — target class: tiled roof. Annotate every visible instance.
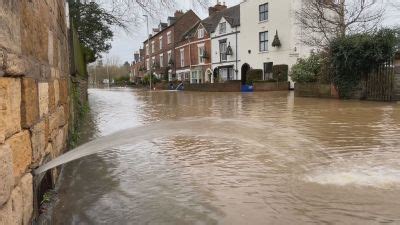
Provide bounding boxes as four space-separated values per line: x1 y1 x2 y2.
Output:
201 4 240 33
179 4 240 42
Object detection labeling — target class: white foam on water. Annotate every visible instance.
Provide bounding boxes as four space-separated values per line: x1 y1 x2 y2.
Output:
304 166 400 188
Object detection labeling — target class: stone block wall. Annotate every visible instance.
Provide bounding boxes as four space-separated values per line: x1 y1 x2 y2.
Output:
0 0 70 224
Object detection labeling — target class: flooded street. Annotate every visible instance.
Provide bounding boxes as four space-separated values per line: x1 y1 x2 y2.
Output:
52 88 400 225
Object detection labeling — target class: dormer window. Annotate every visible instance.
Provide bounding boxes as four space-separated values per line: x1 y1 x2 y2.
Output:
219 22 226 34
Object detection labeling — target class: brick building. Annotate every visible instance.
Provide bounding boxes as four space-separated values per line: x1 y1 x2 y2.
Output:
175 3 229 84
130 49 145 83
143 10 200 80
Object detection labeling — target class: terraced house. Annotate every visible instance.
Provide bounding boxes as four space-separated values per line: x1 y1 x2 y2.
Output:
210 4 241 83
130 49 145 83
174 3 228 83
143 10 200 80
239 0 313 88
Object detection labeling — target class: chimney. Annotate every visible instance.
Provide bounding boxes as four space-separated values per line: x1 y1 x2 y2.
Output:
168 17 176 26
174 10 184 18
208 1 227 16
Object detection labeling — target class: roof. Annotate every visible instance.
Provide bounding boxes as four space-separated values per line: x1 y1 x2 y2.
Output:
178 4 240 42
201 4 240 33
143 10 199 44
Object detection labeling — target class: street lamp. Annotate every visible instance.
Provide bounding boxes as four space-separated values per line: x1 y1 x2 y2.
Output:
143 14 152 91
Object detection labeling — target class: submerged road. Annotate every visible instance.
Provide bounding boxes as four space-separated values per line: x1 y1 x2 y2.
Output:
51 88 400 225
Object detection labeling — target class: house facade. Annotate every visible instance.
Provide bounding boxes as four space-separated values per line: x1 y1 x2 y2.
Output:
210 5 241 83
239 0 313 87
174 6 229 84
131 49 145 83
143 10 200 80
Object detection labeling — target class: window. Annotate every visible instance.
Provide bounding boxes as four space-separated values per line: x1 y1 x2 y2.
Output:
151 41 155 53
167 51 172 64
198 28 205 39
145 44 149 55
198 45 205 64
167 31 172 44
191 71 198 84
219 39 227 62
146 59 150 70
159 54 164 68
263 62 273 80
180 49 185 67
259 3 268 21
219 22 226 34
259 31 268 52
159 37 163 50
219 67 234 81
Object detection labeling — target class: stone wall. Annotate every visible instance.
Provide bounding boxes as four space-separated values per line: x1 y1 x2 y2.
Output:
0 0 70 224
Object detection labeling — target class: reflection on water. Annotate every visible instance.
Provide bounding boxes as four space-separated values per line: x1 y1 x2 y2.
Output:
52 88 400 225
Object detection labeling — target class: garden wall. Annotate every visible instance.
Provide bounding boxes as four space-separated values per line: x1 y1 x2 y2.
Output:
0 1 77 224
294 83 339 98
185 81 242 92
254 82 289 92
156 81 242 92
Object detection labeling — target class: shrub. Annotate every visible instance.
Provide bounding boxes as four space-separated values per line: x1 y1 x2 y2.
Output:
330 29 399 98
246 69 263 84
114 76 131 85
272 64 288 82
143 73 160 85
290 53 323 83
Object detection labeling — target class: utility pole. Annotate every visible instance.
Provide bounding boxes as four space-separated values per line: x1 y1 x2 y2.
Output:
143 14 152 91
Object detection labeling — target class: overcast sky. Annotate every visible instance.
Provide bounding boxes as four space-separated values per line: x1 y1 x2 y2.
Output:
104 0 241 64
105 0 399 64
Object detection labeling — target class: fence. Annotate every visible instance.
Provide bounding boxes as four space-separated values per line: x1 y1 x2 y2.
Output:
365 59 395 101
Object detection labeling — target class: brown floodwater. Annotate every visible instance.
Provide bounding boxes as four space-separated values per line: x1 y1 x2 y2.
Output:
51 88 400 225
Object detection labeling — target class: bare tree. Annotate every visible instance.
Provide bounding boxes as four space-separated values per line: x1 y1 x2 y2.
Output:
297 0 385 47
93 0 210 27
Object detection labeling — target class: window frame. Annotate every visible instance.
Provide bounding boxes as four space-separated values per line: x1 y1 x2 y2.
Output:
167 31 172 44
219 39 227 62
180 49 185 67
219 22 226 34
159 53 164 68
198 28 205 39
167 50 172 64
259 3 269 22
198 45 205 64
263 62 273 80
259 31 269 52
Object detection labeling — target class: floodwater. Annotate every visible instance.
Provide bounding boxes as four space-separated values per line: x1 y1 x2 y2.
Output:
52 88 400 225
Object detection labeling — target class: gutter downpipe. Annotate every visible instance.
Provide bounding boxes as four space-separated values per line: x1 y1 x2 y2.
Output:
235 27 238 80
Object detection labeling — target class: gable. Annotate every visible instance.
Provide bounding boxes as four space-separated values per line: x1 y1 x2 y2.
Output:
195 23 208 38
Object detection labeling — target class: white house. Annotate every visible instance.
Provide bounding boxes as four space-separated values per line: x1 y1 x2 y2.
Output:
239 0 313 88
210 5 241 83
